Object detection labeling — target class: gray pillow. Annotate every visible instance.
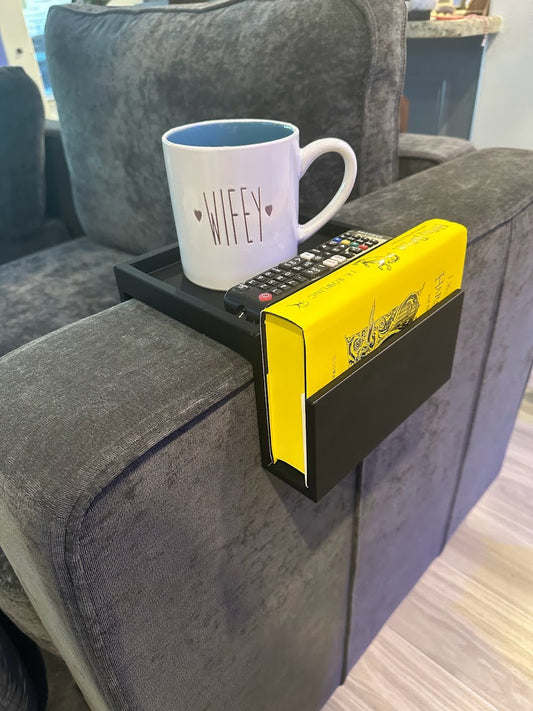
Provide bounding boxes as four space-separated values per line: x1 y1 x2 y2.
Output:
46 0 406 254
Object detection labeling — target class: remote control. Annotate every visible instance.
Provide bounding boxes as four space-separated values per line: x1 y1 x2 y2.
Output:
224 229 391 322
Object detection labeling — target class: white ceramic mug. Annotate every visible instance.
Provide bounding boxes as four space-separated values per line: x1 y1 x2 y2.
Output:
162 119 357 290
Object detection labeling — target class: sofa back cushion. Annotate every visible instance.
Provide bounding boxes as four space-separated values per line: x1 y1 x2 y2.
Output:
0 67 45 242
46 0 406 254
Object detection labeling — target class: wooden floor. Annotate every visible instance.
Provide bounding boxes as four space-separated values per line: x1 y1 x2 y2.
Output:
324 372 533 711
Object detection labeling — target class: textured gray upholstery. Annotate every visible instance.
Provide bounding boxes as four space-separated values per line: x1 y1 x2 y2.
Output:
398 132 476 179
45 0 406 254
1 149 532 711
0 238 129 357
0 67 70 265
0 67 45 241
0 552 55 655
0 622 39 711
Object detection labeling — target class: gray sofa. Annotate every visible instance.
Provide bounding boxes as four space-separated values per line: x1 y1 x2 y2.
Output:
0 1 532 710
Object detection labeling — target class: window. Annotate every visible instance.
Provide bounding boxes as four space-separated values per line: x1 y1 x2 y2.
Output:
21 0 67 97
0 0 67 117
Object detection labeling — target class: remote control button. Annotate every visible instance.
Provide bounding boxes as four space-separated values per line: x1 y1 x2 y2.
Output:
294 275 307 282
274 275 285 282
263 270 275 278
277 283 290 290
330 237 342 243
259 282 270 290
348 246 362 254
287 279 299 287
303 265 327 278
267 279 278 286
300 252 315 260
360 244 369 250
259 292 273 302
331 255 347 264
323 258 339 268
282 258 302 268
291 265 305 272
281 270 293 279
341 239 351 245
272 288 282 295
329 247 342 254
270 267 283 274
246 279 259 286
235 283 249 292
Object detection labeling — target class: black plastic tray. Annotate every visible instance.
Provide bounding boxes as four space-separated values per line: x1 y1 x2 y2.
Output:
114 220 463 501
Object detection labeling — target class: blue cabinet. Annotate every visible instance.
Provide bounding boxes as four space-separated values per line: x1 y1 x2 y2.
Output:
404 35 485 139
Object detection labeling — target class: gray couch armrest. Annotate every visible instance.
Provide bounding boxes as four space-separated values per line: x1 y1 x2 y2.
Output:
0 303 357 711
398 132 476 179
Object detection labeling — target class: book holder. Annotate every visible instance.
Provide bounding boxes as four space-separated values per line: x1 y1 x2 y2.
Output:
114 220 464 502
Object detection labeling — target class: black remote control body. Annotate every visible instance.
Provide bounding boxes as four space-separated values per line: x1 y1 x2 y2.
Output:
224 229 391 322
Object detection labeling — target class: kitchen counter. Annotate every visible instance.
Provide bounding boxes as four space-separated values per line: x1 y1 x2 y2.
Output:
406 15 502 39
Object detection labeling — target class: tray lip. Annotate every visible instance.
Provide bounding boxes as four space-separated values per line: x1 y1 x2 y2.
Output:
113 217 360 350
114 246 260 343
114 243 180 273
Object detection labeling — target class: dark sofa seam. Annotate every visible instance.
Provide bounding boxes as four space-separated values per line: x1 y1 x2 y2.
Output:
340 460 364 682
441 219 514 548
62 377 254 711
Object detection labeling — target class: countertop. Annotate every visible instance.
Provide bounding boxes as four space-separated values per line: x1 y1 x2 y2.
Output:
406 15 502 39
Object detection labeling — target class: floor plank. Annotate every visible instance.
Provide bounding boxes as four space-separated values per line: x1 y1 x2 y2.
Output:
323 627 498 711
387 558 533 710
476 452 533 535
439 495 533 619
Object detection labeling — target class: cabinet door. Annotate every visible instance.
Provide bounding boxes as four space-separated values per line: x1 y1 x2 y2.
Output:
404 37 484 139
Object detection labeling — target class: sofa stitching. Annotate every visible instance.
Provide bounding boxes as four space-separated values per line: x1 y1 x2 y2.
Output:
441 218 514 546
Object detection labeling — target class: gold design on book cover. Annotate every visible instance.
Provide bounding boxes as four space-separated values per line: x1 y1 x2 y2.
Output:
345 286 424 366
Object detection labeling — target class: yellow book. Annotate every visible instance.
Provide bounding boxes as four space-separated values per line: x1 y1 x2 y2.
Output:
261 219 467 483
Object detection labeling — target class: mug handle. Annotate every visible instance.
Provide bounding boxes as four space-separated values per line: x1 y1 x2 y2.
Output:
298 138 357 243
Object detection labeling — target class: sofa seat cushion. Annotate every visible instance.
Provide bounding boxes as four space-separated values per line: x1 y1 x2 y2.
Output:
0 218 71 267
0 237 131 357
0 619 40 711
0 549 56 656
398 133 476 180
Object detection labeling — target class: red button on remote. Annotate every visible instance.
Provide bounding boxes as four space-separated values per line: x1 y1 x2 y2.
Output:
259 292 273 302
360 244 369 250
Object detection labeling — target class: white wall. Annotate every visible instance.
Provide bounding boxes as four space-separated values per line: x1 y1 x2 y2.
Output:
471 0 533 149
0 0 44 98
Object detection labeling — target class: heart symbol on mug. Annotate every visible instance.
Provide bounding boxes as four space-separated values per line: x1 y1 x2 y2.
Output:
265 204 273 217
194 210 202 222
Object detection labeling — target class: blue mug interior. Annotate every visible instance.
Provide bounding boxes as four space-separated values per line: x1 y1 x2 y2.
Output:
166 120 295 148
